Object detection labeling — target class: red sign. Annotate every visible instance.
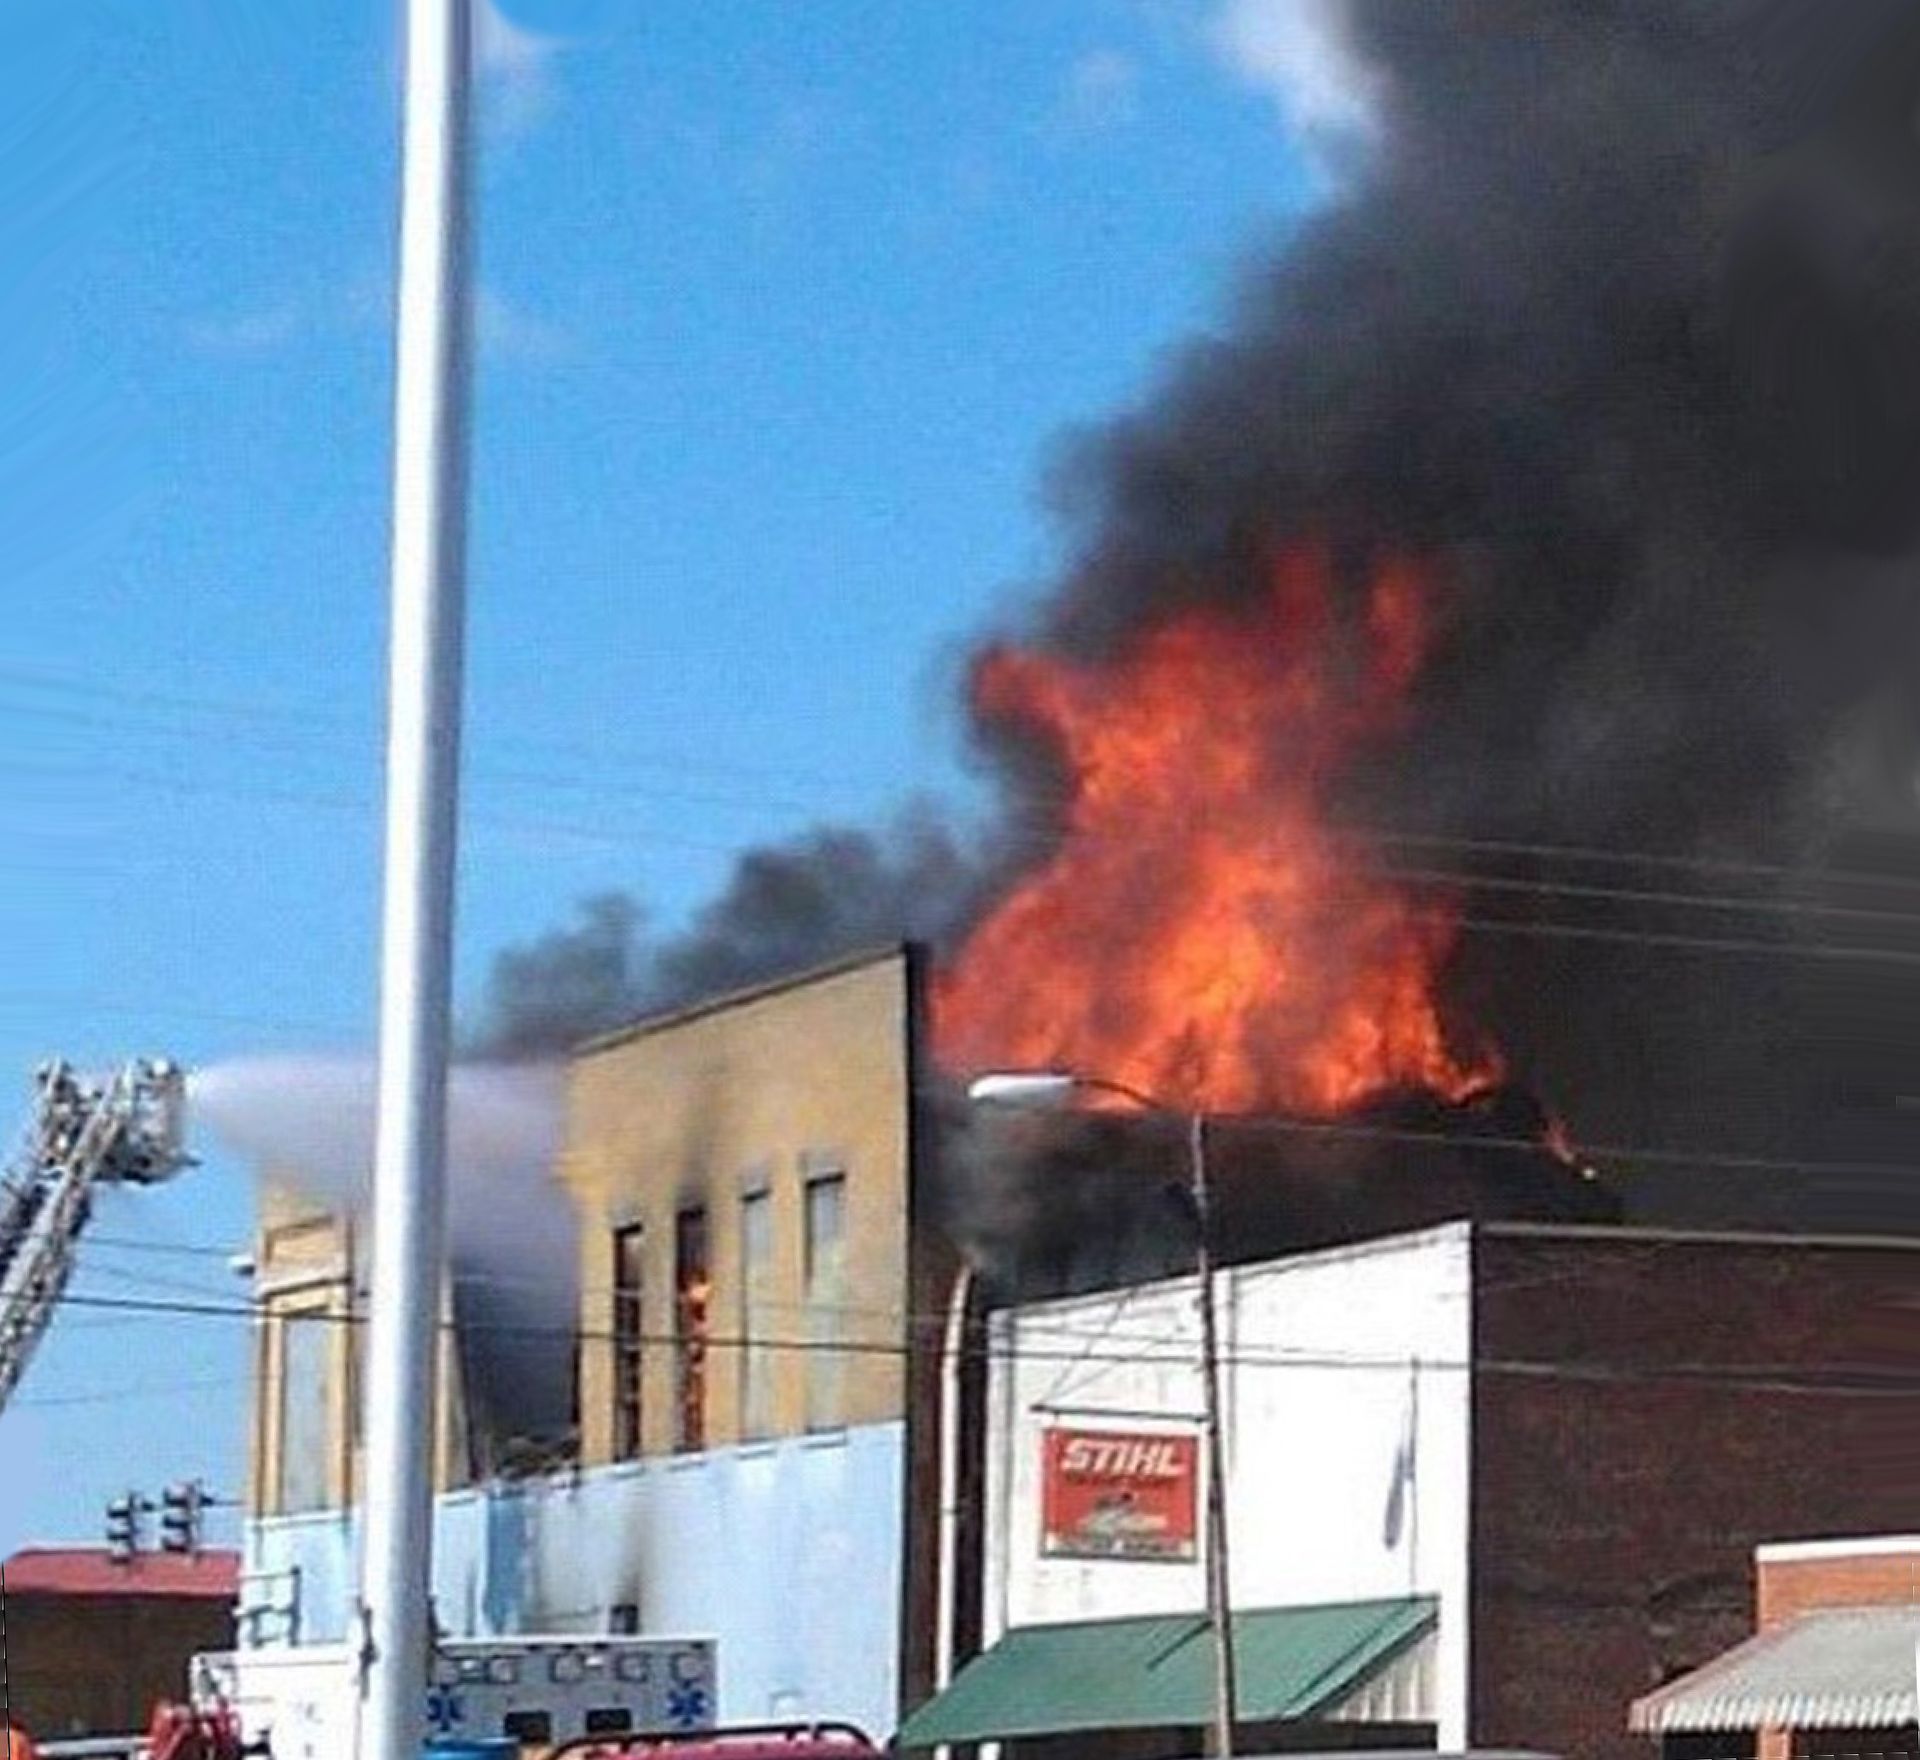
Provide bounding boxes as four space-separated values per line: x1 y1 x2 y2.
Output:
1041 1427 1199 1562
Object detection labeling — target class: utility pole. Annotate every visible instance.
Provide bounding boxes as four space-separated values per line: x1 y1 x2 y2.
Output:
357 2 473 1760
1188 1112 1239 1760
967 1074 1240 1759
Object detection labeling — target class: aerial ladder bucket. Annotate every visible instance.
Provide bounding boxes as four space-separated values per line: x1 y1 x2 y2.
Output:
0 1058 191 1416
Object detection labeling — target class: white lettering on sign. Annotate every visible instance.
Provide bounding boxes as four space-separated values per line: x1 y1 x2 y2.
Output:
1058 1435 1186 1479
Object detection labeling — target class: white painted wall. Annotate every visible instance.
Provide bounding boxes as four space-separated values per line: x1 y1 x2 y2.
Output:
245 1420 906 1739
984 1223 1473 1747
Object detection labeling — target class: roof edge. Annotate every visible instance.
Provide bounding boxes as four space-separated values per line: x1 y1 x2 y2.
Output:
1758 1534 1920 1563
1629 1606 1920 1734
1481 1220 1920 1254
574 942 915 1057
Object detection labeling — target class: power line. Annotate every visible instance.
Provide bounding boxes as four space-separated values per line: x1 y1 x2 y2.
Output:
0 667 889 806
40 1287 1920 1401
1377 861 1920 932
12 665 1920 919
0 993 359 1036
1452 911 1920 968
16 747 1920 968
86 1234 242 1261
955 1098 1920 1184
1360 823 1920 898
12 1374 240 1412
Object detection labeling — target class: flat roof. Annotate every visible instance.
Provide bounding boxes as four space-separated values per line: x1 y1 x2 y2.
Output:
997 1217 1920 1323
3 1547 239 1599
1481 1220 1920 1254
575 942 913 1057
1758 1535 1920 1564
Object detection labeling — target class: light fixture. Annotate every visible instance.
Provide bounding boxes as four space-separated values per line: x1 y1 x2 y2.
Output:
965 1071 1079 1110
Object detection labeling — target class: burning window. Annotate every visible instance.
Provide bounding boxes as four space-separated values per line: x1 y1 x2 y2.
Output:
673 1207 710 1452
803 1171 846 1431
739 1187 775 1440
611 1224 645 1460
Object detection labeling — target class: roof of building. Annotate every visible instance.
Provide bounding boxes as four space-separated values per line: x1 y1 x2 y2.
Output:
1481 1220 1920 1254
1628 1606 1920 1734
1001 1215 1920 1326
1758 1535 1920 1564
575 943 914 1056
1 1547 240 1599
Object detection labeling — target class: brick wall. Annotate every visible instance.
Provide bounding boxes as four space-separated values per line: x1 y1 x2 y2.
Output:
6 1593 234 1738
1470 1227 1920 1760
1757 1544 1920 1627
1755 1544 1920 1760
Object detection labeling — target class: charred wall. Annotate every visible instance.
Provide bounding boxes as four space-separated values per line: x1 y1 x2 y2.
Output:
935 1085 1619 1305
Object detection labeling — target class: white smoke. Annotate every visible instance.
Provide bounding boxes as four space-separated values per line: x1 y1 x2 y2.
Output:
188 1055 579 1454
1209 0 1384 153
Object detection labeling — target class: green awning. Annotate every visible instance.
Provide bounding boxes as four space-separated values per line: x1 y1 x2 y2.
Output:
898 1597 1437 1748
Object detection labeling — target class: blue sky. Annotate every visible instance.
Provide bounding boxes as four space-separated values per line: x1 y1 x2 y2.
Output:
0 0 1326 1556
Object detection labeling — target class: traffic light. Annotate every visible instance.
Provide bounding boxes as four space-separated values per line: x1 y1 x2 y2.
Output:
159 1481 205 1555
105 1492 142 1561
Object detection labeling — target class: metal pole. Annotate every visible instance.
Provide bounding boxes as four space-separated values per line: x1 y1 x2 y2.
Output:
358 2 473 1760
933 1263 977 1760
1189 1112 1238 1760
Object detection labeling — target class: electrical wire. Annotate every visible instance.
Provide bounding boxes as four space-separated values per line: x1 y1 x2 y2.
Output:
23 704 1920 986
12 667 1920 923
12 1374 240 1412
37 1286 1920 1401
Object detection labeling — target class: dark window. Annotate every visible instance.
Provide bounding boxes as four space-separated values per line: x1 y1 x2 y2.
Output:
612 1224 645 1460
585 1709 634 1736
804 1173 847 1430
739 1187 775 1439
502 1711 552 1746
609 1603 640 1636
277 1308 334 1514
674 1207 710 1451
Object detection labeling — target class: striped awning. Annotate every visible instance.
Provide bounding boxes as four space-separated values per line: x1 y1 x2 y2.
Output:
1630 1607 1920 1734
898 1598 1437 1749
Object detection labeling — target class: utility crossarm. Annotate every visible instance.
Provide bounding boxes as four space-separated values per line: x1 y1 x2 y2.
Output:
0 1058 190 1416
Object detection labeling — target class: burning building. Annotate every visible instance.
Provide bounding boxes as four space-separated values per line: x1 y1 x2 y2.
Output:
221 0 1920 1748
471 0 1920 1245
229 943 1620 1736
236 949 975 1731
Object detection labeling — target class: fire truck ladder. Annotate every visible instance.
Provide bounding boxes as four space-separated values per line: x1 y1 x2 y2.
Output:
0 1058 190 1417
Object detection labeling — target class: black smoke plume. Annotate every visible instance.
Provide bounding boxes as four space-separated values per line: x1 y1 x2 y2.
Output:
471 810 984 1059
482 2 1920 1231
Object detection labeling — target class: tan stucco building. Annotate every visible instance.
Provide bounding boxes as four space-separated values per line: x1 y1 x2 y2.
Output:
240 945 955 1735
566 945 931 1463
248 1185 467 1520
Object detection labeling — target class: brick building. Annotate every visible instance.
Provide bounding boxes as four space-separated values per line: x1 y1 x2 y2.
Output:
1471 1230 1918 1760
1632 1536 1920 1760
1 1548 238 1738
903 1223 1920 1760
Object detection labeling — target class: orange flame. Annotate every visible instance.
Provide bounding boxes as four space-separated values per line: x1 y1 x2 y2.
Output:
935 546 1502 1117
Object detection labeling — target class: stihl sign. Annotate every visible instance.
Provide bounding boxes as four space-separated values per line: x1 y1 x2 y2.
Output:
1041 1427 1198 1562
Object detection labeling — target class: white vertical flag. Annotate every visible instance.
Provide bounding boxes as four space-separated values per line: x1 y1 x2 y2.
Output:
1382 1359 1419 1551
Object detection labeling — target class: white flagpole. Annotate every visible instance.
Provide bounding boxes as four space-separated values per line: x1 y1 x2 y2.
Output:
357 4 474 1760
